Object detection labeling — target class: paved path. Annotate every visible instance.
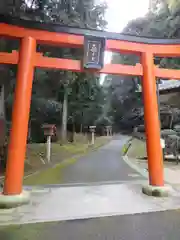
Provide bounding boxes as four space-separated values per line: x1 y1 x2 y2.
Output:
2 135 180 239
125 155 180 185
60 135 144 184
1 136 180 225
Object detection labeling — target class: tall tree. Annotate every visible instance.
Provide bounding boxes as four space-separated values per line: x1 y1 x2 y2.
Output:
108 0 180 131
0 0 107 142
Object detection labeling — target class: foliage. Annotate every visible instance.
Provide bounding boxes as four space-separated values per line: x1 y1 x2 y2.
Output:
123 0 180 69
106 0 180 131
0 0 108 142
59 72 105 130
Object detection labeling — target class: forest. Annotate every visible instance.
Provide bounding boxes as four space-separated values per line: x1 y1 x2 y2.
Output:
0 0 180 144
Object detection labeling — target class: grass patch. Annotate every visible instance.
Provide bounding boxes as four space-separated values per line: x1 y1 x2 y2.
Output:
24 136 110 185
24 143 71 173
24 157 77 185
127 138 147 159
0 222 51 240
60 143 88 154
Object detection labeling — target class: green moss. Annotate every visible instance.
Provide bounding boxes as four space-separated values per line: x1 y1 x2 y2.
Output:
61 143 88 154
0 222 52 240
127 138 147 159
24 157 78 185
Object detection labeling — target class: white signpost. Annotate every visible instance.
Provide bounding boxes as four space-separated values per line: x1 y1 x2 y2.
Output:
160 138 165 149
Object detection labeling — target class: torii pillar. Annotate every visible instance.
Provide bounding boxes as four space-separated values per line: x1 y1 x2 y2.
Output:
141 52 171 197
0 37 36 208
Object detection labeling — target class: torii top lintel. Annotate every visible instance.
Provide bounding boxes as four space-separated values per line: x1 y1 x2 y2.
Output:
1 14 180 79
1 14 180 55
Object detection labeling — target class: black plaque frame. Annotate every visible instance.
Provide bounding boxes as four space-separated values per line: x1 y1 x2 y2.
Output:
83 36 106 70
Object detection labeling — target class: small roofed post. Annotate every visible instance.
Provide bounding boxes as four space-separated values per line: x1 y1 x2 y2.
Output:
89 126 96 145
42 124 56 163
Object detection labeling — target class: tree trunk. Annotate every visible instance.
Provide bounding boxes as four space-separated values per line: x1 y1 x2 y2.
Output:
0 85 6 145
0 85 6 171
61 88 68 142
80 123 83 133
80 111 83 133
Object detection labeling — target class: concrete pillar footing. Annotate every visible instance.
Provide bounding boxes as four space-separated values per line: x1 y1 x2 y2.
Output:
142 184 173 197
0 190 30 208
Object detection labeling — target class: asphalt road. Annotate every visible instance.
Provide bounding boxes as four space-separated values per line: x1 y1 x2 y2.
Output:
1 210 180 239
60 135 144 184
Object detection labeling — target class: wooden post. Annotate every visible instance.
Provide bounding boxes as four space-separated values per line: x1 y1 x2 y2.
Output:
106 126 109 137
3 37 36 195
89 126 96 145
141 51 164 186
92 131 95 145
42 124 56 163
46 135 51 163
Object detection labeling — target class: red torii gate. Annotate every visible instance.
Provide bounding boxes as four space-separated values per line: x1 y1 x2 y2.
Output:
0 14 180 207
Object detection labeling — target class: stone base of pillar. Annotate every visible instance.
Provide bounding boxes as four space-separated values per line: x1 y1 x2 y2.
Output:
0 191 30 208
142 184 173 197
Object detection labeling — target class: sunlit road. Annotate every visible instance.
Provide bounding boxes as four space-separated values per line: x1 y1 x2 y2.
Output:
60 135 144 184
